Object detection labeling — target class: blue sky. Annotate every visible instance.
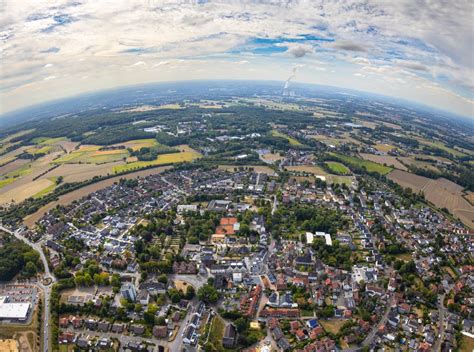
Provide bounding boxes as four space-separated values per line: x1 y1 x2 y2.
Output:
0 0 473 117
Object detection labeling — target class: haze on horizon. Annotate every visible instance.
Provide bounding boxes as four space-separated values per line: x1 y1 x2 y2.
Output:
0 0 473 118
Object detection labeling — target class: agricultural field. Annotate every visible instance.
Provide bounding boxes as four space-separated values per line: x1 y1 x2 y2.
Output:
388 170 474 228
53 144 128 164
465 192 474 206
330 153 393 175
271 130 302 146
387 169 431 191
111 138 159 151
415 137 468 157
112 145 201 173
360 153 408 171
45 163 119 183
260 152 284 163
325 161 350 175
374 143 397 153
398 156 440 172
0 129 35 154
0 137 201 205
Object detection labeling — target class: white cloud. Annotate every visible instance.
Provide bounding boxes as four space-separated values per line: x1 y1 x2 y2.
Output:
130 61 146 67
0 0 472 117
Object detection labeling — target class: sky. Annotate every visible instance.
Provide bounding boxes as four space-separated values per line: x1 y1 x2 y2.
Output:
0 0 473 118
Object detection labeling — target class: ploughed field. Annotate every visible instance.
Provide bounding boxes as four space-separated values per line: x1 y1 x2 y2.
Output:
388 169 474 228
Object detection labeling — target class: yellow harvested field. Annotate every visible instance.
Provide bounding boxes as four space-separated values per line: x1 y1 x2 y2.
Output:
54 144 127 164
388 170 474 228
111 138 159 151
113 149 201 173
465 192 474 206
374 143 396 152
260 153 284 163
0 339 19 352
0 178 54 204
360 153 407 171
45 162 120 183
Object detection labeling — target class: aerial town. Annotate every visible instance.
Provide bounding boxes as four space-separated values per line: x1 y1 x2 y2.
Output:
1 139 473 351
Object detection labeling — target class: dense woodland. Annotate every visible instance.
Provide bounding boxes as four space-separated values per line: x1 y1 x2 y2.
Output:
0 233 43 280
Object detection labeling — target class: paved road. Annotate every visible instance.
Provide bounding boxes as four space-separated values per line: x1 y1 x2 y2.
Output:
343 294 394 352
434 293 447 352
0 225 55 352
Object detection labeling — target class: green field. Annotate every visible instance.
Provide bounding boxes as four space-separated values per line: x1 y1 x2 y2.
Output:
329 153 392 175
325 161 350 175
207 315 225 350
271 130 302 146
0 178 15 189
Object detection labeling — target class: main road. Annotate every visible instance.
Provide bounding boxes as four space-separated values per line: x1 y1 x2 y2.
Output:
0 224 55 352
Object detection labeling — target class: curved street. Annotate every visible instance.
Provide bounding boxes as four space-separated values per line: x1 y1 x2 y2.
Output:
0 224 55 352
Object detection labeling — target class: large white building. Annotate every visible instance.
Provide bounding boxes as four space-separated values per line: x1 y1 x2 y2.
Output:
0 296 30 322
120 283 137 302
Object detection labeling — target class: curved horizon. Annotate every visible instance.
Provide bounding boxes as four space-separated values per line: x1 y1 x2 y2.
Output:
1 79 471 124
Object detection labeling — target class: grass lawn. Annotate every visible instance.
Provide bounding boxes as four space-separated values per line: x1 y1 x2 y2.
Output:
394 253 413 262
460 335 474 352
329 152 392 175
327 175 354 186
325 161 350 175
208 315 225 350
271 130 303 146
319 319 347 334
